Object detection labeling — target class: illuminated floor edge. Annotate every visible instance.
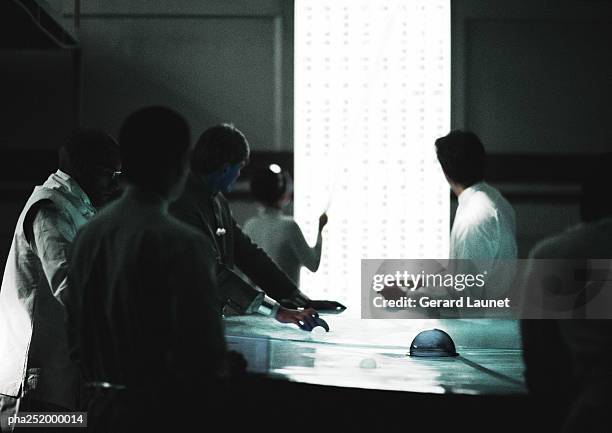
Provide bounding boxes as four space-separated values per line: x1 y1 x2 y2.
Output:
225 315 526 395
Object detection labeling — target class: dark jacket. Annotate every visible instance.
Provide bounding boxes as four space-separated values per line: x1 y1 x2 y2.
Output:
170 173 298 312
66 187 228 393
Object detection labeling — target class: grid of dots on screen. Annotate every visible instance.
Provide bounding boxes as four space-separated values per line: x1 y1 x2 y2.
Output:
294 0 450 306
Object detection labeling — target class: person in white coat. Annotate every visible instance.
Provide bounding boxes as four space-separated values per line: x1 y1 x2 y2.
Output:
436 130 517 300
0 130 120 431
243 164 328 288
403 131 517 318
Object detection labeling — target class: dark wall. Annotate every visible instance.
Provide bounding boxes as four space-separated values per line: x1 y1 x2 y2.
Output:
0 48 76 267
452 0 612 154
0 50 76 150
451 0 612 255
67 0 294 152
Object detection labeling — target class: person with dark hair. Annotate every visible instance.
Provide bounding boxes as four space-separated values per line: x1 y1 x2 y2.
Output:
520 153 612 433
64 107 228 432
171 124 324 331
435 130 486 188
435 130 517 299
0 130 120 431
243 164 328 287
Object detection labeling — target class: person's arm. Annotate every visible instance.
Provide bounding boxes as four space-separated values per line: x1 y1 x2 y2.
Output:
450 218 497 262
171 195 284 316
64 230 85 375
288 214 326 272
28 202 78 305
232 221 325 328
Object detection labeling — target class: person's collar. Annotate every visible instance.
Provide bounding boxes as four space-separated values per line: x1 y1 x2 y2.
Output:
259 206 283 216
54 169 94 208
457 181 486 205
123 185 169 212
189 171 217 198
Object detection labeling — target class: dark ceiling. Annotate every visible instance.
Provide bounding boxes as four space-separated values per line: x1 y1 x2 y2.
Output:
0 0 77 49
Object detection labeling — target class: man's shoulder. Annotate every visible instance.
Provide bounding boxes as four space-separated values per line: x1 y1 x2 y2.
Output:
473 188 499 209
531 219 612 259
170 190 213 231
170 186 200 212
467 185 514 223
152 215 215 251
482 183 514 210
458 192 497 227
165 215 208 240
115 213 215 260
281 216 302 234
74 204 118 239
22 182 79 220
530 234 567 259
152 217 218 265
25 198 64 222
242 214 298 241
530 224 589 259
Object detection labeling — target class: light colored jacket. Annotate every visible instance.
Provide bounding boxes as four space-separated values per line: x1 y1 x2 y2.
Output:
0 170 95 408
243 207 322 287
450 181 517 299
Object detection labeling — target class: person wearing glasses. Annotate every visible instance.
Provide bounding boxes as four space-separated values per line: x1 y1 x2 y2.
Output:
0 130 121 431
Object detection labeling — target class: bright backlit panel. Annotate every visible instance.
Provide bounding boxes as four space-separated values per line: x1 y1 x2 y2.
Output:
294 0 450 310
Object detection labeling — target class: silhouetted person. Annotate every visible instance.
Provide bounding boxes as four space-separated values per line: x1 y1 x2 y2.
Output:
520 153 612 433
243 164 328 287
436 130 517 299
0 130 120 431
65 107 227 432
170 124 323 330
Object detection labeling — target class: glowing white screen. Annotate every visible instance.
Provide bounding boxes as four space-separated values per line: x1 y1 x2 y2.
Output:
294 0 450 310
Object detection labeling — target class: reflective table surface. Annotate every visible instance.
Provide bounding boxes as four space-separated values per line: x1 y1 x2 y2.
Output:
225 315 526 395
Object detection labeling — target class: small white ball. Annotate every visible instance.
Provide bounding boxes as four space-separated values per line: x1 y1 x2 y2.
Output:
359 358 377 369
311 326 328 336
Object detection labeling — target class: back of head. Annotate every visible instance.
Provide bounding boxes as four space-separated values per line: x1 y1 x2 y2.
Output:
580 152 612 223
250 164 293 207
60 129 119 176
435 130 486 187
59 129 120 206
192 124 250 175
119 106 191 194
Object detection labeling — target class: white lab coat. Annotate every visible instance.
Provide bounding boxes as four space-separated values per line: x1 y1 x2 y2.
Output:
450 181 517 299
243 207 322 287
0 170 94 409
